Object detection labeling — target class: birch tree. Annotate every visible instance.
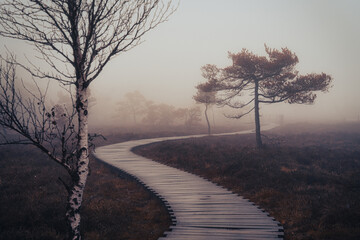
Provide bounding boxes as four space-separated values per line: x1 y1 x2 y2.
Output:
0 1 175 239
200 46 332 148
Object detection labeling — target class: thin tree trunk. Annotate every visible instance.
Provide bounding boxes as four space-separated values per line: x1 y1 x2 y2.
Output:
211 106 215 129
205 104 211 135
66 8 91 236
66 85 89 240
254 80 262 148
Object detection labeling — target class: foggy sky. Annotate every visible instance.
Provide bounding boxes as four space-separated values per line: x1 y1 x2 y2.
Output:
1 0 360 126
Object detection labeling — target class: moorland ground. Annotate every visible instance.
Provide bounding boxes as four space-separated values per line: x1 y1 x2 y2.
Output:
0 127 229 239
2 123 360 240
0 134 172 240
134 122 360 240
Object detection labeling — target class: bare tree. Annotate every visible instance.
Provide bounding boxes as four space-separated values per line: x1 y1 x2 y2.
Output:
0 59 78 181
0 1 175 239
185 106 202 130
116 91 147 125
193 87 216 134
200 45 332 148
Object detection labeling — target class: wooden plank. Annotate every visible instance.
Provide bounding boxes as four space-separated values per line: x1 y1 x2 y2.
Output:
94 124 283 239
168 226 283 234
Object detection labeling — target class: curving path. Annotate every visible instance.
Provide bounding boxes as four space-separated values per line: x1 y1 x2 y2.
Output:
93 124 283 239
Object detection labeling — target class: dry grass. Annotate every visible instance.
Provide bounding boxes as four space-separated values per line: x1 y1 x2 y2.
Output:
0 143 171 240
134 122 360 240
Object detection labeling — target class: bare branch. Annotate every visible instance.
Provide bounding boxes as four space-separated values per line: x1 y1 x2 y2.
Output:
224 107 255 119
0 1 177 237
0 58 76 172
0 0 177 87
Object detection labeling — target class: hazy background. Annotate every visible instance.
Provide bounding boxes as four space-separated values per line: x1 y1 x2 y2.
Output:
1 0 360 130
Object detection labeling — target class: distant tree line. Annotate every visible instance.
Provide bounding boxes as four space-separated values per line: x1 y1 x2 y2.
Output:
114 91 202 130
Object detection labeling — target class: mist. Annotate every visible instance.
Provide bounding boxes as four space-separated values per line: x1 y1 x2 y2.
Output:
1 1 360 239
2 0 360 133
88 0 359 132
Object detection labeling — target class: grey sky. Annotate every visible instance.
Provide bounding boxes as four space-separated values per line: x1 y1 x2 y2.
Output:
2 0 360 124
91 0 360 122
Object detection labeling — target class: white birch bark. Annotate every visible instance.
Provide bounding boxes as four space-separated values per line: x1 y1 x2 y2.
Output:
0 1 176 239
66 84 89 240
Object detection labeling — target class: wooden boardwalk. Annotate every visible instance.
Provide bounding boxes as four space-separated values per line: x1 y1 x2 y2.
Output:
94 126 283 239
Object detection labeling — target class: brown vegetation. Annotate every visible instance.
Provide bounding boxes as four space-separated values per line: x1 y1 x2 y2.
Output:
0 143 171 240
134 122 360 240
